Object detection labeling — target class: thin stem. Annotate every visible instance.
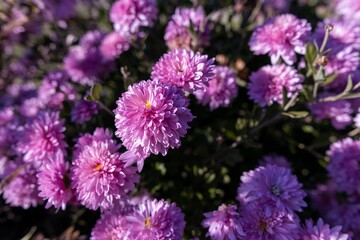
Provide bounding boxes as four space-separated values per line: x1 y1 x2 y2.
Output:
96 101 115 117
319 25 332 54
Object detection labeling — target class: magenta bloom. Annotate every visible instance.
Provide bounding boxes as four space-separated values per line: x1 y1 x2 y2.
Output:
334 0 360 21
249 14 311 65
71 99 99 124
64 31 114 86
241 202 300 240
100 32 131 60
71 141 139 210
202 204 245 240
301 218 350 240
17 111 67 167
114 80 194 170
327 138 360 194
164 6 210 50
37 151 73 211
309 98 353 130
124 199 185 240
110 0 158 36
237 165 307 213
38 70 77 110
194 66 238 110
2 160 43 209
151 49 215 93
248 64 303 107
73 128 120 159
91 210 130 240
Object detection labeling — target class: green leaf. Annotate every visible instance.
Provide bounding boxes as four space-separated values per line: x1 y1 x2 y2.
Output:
341 92 360 100
282 111 309 119
321 72 338 86
282 86 288 108
90 83 102 101
305 42 317 66
344 75 353 93
84 95 93 101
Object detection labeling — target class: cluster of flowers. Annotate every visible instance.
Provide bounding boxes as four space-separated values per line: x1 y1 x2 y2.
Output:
2 0 360 238
202 158 350 239
247 3 360 130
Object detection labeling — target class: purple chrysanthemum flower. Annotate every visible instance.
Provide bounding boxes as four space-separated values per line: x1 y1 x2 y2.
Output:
327 138 360 194
71 141 139 210
17 111 67 167
164 6 210 50
309 98 353 130
37 151 73 211
71 99 99 124
91 209 130 240
0 107 14 126
124 199 185 240
260 155 291 169
194 66 238 110
17 97 43 118
237 165 307 213
100 32 131 60
241 202 300 240
202 204 246 240
43 0 76 20
249 14 311 65
114 80 194 170
110 0 158 36
334 0 360 21
301 218 350 240
64 31 114 86
248 64 303 107
73 128 120 159
151 49 215 93
263 0 290 13
2 160 43 209
38 70 77 110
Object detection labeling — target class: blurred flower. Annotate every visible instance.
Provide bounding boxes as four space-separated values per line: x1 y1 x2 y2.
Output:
91 209 130 240
71 99 99 124
327 138 360 194
309 98 353 130
260 155 291 169
17 111 67 167
202 204 245 240
264 0 290 13
241 202 300 240
164 6 210 50
194 66 238 110
71 141 139 210
334 0 360 21
37 151 73 211
301 218 350 240
64 31 114 86
151 49 215 93
100 32 131 60
110 0 158 36
2 160 43 209
38 70 77 110
237 165 307 213
249 14 311 65
247 64 303 107
124 199 185 240
114 80 194 171
43 0 76 20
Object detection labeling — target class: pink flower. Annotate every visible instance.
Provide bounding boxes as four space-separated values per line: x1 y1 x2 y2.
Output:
100 32 131 60
151 49 215 93
114 80 194 170
71 141 139 210
249 14 311 65
248 64 303 107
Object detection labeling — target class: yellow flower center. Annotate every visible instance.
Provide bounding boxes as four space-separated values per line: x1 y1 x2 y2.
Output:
94 164 102 171
145 217 152 228
260 221 267 231
145 101 151 109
